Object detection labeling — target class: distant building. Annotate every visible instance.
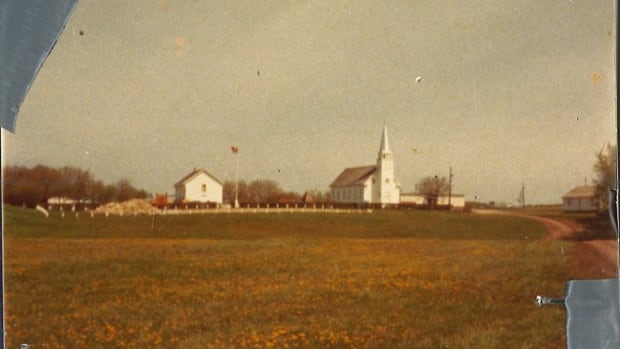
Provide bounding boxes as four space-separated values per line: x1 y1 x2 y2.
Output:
301 191 315 204
174 168 223 204
330 125 401 205
400 193 466 209
47 197 78 205
562 185 598 212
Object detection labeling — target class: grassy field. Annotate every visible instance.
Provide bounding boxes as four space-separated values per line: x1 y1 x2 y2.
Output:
3 206 583 348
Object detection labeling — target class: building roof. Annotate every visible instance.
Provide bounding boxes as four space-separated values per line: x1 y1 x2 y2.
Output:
562 185 597 199
330 166 376 188
301 191 314 203
174 168 224 187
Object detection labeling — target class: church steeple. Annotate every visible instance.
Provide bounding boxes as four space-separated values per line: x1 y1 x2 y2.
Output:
379 124 390 152
378 124 392 161
374 124 398 204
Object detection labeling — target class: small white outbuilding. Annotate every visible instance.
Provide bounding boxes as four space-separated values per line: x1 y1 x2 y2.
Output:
174 168 223 204
562 185 599 212
400 193 466 208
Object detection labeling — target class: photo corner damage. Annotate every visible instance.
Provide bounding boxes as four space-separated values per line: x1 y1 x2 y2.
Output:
0 0 79 133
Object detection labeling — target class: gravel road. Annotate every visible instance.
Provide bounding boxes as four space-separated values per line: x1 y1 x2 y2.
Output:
473 209 619 278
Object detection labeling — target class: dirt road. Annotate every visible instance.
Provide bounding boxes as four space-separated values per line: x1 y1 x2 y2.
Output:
473 209 619 278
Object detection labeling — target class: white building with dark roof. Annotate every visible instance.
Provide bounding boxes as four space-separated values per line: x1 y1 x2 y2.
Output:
330 125 401 205
174 168 224 204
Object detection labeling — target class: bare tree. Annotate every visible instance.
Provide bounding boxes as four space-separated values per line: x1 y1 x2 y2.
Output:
593 144 617 208
2 165 149 206
58 166 95 200
247 179 281 203
225 179 300 204
3 165 63 206
304 189 332 203
115 178 147 202
415 175 449 208
223 180 248 204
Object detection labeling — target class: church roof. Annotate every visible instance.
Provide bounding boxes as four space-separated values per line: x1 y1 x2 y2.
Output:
330 166 376 188
175 168 224 187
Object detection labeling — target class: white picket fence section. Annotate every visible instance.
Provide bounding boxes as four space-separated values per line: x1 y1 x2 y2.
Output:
45 203 374 218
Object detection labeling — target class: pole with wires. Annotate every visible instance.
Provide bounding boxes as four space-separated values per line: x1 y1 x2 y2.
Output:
231 146 239 208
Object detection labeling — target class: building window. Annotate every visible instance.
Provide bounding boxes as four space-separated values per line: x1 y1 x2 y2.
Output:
385 178 390 183
201 184 207 192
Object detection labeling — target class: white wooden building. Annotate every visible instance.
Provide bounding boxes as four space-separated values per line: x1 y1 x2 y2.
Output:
330 125 401 205
562 185 598 212
174 168 223 204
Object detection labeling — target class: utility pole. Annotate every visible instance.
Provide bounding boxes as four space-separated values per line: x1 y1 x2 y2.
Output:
448 166 453 209
519 183 526 209
231 146 239 208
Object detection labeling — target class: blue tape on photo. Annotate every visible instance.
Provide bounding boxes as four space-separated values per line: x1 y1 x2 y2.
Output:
565 279 620 349
0 0 78 132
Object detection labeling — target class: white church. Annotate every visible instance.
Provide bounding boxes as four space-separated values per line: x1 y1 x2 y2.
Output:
330 125 401 206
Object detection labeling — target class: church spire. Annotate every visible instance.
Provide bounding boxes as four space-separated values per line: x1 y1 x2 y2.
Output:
379 124 390 152
378 124 392 161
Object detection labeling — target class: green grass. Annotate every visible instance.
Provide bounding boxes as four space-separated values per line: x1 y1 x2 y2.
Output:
4 206 546 240
3 205 577 348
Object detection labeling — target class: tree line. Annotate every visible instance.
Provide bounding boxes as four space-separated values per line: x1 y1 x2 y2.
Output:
3 165 148 208
222 179 331 205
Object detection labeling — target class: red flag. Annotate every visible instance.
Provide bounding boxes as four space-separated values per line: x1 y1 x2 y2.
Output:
231 146 238 153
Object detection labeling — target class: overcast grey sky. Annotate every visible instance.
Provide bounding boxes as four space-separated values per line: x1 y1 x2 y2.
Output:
1 0 616 204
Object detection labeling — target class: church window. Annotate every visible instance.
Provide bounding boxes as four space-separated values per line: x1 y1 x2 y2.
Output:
385 178 390 183
201 184 207 192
